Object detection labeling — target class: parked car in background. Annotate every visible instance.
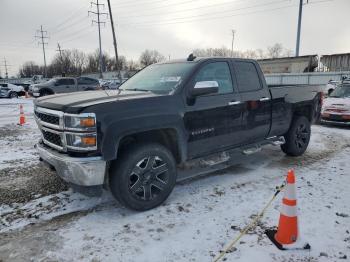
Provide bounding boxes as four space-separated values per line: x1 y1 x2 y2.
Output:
0 83 25 98
29 77 100 97
321 83 350 126
101 79 122 90
325 80 339 96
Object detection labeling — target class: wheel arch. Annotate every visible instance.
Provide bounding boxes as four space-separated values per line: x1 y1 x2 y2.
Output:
115 128 186 165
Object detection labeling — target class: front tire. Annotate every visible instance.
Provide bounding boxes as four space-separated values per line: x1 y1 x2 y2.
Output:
281 116 311 156
109 143 177 211
9 92 18 99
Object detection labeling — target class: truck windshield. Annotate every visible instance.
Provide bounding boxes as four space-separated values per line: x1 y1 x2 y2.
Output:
120 63 195 94
329 84 350 98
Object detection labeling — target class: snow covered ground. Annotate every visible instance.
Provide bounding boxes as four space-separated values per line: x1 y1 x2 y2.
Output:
0 98 349 262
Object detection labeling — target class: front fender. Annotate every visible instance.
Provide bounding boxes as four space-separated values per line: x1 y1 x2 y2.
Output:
100 114 188 162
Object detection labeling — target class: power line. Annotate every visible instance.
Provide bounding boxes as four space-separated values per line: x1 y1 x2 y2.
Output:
59 27 95 44
120 0 332 27
52 14 90 36
89 0 108 79
47 3 90 32
114 0 201 13
112 0 175 9
116 0 249 20
35 25 49 78
120 0 289 26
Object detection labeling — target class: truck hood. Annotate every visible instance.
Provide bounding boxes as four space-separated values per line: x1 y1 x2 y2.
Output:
34 90 160 113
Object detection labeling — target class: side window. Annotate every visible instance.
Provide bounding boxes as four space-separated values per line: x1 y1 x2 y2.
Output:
234 62 262 92
194 62 233 94
66 79 75 85
78 78 98 85
56 79 64 85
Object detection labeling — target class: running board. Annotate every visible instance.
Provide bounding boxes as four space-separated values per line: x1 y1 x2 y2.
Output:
242 146 261 155
177 136 285 182
241 136 285 155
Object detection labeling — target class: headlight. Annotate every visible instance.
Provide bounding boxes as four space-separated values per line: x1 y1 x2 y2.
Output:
66 133 97 150
64 113 96 131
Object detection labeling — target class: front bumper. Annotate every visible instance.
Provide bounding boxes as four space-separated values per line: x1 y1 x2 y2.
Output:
0 90 10 97
28 91 40 97
36 143 107 186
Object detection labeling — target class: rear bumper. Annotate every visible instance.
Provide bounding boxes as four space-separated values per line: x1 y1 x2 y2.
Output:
36 143 107 186
320 118 350 126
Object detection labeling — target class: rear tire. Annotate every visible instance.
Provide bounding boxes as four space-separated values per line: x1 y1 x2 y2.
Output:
109 143 177 211
281 116 311 157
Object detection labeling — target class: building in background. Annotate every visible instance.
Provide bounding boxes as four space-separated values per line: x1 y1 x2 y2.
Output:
320 53 350 72
258 55 318 74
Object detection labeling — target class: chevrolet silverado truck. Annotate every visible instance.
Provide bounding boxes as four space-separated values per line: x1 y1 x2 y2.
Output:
29 76 100 97
34 56 323 211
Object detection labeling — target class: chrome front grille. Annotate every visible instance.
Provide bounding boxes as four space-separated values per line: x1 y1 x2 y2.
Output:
42 129 62 147
34 107 65 151
34 107 64 130
35 111 60 125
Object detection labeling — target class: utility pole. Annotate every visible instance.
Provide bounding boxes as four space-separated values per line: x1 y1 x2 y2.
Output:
3 58 9 79
295 0 308 57
106 0 121 80
231 30 236 57
35 25 49 77
89 0 108 79
56 43 65 76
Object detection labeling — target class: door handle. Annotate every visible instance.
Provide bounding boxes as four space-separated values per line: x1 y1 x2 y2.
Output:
259 97 270 101
228 101 242 106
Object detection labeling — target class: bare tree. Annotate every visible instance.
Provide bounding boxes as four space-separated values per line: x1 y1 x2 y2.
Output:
267 43 284 58
139 49 166 67
19 61 42 77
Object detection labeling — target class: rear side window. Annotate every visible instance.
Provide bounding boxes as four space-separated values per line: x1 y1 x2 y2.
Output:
234 62 262 92
57 79 75 85
0 84 8 87
194 62 233 94
78 77 98 85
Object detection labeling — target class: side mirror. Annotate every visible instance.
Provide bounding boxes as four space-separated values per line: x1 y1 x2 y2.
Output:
190 81 219 97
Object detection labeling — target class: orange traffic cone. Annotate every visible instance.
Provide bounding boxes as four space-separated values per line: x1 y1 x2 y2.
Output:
266 170 310 250
19 104 26 125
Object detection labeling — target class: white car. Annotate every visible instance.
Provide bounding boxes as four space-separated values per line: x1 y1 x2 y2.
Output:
0 83 25 98
321 83 350 126
324 80 339 95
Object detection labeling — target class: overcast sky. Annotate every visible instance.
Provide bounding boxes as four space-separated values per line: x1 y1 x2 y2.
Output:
0 0 349 76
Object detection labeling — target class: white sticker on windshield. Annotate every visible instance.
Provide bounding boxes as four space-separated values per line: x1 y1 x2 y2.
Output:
160 76 181 82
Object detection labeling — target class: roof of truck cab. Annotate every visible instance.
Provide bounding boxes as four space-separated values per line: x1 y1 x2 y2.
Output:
157 57 257 64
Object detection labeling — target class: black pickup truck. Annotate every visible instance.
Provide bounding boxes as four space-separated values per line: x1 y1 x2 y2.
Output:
34 56 323 210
